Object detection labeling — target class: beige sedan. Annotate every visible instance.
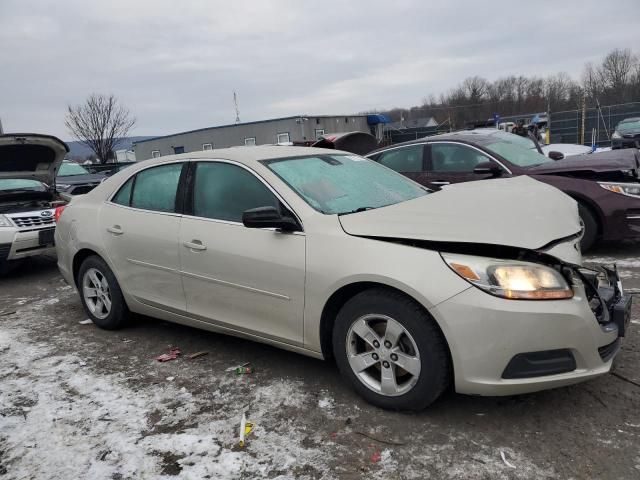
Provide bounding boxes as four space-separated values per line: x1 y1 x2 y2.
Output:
54 146 628 410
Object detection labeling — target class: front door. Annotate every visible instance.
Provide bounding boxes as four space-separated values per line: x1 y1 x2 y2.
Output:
179 161 305 345
423 142 498 190
100 162 186 310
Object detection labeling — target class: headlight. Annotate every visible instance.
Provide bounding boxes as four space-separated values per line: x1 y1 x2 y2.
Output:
612 131 621 139
442 253 573 300
56 183 72 190
599 182 640 198
0 215 13 227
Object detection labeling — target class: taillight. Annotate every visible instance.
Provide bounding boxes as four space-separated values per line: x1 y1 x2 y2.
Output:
54 205 67 223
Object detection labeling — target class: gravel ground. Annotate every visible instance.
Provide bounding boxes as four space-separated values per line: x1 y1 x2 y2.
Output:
1 243 639 479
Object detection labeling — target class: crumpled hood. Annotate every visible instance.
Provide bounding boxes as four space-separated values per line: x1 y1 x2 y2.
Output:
339 176 581 261
0 134 69 185
528 148 640 175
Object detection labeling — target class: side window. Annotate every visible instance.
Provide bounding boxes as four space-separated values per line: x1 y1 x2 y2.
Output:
430 143 491 172
193 162 279 222
112 177 134 206
377 145 424 173
130 163 183 213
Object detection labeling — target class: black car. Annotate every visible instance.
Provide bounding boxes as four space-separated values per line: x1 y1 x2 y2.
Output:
367 129 640 251
612 117 640 150
56 161 106 195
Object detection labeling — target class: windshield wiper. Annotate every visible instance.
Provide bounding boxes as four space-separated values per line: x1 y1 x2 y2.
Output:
338 207 376 215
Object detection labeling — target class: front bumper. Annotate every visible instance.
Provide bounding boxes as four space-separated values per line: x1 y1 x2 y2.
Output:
0 227 56 262
431 266 630 396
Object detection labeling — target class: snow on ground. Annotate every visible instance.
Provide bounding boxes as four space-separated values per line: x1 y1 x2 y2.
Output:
585 256 640 269
0 291 561 479
0 296 333 479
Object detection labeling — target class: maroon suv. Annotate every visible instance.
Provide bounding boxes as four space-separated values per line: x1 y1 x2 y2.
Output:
367 130 640 251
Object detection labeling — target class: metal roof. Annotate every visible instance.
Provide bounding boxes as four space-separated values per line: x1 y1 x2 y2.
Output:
133 114 369 145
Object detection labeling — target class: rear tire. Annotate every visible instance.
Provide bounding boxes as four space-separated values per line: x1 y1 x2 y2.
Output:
77 255 129 330
578 202 598 252
332 288 450 411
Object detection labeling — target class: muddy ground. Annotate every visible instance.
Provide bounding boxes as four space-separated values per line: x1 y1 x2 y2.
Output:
1 242 639 479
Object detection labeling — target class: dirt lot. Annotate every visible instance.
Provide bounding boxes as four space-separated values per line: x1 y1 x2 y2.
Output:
1 243 640 479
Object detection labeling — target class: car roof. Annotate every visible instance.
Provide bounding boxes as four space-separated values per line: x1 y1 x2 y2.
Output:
135 145 351 168
619 117 640 123
368 129 501 155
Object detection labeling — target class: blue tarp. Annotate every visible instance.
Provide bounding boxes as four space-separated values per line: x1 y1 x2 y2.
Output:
367 114 390 125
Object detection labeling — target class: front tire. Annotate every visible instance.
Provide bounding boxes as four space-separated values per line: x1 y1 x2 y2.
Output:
333 288 450 411
578 202 598 252
77 255 129 330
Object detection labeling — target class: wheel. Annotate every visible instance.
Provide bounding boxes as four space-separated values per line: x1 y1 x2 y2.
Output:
578 202 598 252
333 288 450 411
77 255 129 330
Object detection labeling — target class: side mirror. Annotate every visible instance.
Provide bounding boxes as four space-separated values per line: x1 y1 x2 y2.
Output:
473 161 502 176
242 206 300 232
548 151 565 161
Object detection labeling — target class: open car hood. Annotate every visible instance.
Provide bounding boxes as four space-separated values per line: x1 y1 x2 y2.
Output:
339 176 582 263
0 134 69 185
528 148 640 175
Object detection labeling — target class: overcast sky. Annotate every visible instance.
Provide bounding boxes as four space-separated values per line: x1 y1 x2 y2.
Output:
1 0 638 140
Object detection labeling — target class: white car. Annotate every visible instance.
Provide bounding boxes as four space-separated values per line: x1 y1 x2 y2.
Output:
0 134 68 273
55 146 630 410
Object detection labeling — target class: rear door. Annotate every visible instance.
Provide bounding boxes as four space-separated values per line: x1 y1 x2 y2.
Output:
370 144 429 185
423 142 499 190
179 161 306 345
100 162 187 310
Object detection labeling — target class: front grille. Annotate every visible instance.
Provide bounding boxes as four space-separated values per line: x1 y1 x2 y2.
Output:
10 215 55 228
598 339 620 362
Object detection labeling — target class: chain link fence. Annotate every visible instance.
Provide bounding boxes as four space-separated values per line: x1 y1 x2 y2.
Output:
549 101 640 146
384 101 640 147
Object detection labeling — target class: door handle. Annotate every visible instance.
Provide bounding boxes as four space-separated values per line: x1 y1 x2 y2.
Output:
183 240 207 251
431 181 450 186
107 225 124 235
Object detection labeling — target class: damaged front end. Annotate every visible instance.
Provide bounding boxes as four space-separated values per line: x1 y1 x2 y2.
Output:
574 265 632 344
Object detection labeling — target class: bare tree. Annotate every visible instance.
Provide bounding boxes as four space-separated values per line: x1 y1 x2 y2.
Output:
65 94 136 164
599 48 635 100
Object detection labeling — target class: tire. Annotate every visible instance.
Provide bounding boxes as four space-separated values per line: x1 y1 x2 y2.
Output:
578 202 598 252
332 288 450 411
77 255 129 330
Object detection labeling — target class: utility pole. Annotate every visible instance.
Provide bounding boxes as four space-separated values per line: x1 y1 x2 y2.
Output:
0 117 4 134
233 91 240 124
580 95 586 145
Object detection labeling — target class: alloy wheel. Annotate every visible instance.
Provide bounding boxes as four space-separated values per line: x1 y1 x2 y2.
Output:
346 314 421 396
82 267 112 320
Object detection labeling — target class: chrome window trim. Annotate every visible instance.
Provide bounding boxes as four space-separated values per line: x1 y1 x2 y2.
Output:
367 141 513 175
105 158 304 231
365 143 425 158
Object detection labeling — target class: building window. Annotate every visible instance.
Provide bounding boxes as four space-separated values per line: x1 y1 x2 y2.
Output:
151 150 160 158
202 143 213 151
316 118 321 125
276 132 290 144
173 146 185 154
245 137 256 146
315 129 325 139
